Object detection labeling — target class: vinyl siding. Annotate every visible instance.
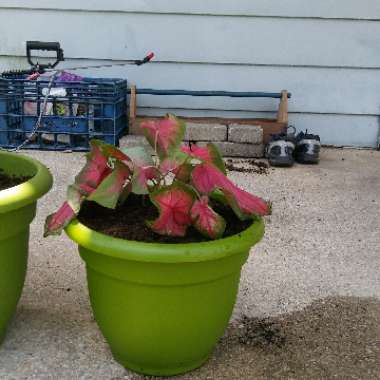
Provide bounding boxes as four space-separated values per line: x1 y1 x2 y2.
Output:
0 1 379 147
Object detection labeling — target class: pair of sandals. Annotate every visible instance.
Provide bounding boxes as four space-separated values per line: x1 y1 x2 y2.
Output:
266 126 321 167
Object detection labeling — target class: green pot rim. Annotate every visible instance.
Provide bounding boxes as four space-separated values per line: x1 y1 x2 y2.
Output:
65 217 265 264
0 151 53 214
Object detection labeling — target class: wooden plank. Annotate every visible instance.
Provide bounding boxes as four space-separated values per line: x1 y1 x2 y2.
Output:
277 90 289 124
1 0 380 20
0 10 379 68
128 84 137 132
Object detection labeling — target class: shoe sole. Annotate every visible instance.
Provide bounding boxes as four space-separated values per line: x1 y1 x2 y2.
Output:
295 153 319 164
269 157 294 167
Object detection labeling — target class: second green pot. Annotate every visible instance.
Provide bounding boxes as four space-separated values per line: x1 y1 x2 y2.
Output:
0 151 52 342
66 217 264 376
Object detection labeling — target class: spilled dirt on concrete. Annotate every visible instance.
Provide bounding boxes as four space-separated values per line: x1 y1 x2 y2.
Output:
135 297 380 380
225 159 269 175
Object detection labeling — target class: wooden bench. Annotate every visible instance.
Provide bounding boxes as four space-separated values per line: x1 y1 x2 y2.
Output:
128 87 291 144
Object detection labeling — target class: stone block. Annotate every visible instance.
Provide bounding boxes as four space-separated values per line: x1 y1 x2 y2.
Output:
184 123 227 142
119 135 154 154
198 141 264 158
228 124 263 144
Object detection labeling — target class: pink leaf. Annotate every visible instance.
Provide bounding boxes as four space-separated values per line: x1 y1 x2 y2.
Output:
44 201 76 237
159 158 179 174
75 140 112 195
191 164 269 219
140 114 185 159
191 164 227 194
159 150 188 175
191 196 226 239
132 165 160 195
87 162 131 208
44 140 134 238
181 143 226 173
148 183 195 236
181 144 211 161
222 187 270 219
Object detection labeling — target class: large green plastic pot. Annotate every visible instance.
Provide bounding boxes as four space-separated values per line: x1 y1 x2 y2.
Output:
66 217 264 376
0 151 52 343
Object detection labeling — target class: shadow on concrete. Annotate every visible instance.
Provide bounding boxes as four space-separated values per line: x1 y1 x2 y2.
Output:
1 297 379 380
143 297 380 380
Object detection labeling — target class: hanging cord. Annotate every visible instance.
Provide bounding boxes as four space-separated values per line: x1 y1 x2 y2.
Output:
1 70 59 152
43 52 155 73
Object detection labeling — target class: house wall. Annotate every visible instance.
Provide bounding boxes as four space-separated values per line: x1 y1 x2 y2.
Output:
0 0 379 147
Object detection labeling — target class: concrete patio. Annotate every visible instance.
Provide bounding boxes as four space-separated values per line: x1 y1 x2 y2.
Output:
0 147 379 379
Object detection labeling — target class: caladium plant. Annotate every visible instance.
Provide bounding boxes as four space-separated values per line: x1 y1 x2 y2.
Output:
44 114 270 239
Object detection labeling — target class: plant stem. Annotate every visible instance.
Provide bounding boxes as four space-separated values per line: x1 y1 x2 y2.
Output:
192 185 202 200
154 130 159 166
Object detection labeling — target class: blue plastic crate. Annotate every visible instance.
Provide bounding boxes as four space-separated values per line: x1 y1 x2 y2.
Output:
0 75 128 151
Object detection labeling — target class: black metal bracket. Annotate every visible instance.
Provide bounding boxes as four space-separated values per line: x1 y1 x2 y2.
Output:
26 41 64 72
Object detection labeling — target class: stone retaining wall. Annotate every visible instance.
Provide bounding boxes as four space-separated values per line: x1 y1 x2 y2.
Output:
125 122 266 158
184 122 264 157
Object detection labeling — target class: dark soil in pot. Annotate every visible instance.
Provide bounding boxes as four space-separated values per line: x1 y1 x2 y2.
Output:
0 169 31 191
78 194 252 244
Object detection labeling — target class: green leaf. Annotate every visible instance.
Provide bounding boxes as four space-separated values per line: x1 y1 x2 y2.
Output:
159 150 188 175
66 185 84 213
121 146 154 167
118 181 132 205
87 162 131 209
